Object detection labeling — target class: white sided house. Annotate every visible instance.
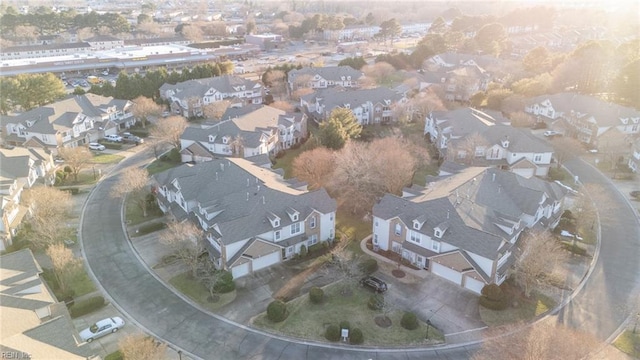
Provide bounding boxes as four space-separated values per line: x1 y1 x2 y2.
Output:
153 158 337 279
426 108 552 178
159 75 263 118
372 167 566 294
0 94 133 150
179 105 307 161
287 66 364 92
300 87 405 125
525 93 640 146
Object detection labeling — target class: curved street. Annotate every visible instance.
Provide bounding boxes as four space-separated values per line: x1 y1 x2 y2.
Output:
80 150 640 360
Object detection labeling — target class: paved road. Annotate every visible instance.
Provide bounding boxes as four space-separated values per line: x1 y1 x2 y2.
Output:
558 159 640 339
80 151 640 360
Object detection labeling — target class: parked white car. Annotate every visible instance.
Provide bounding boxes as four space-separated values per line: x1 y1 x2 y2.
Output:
79 317 125 343
88 142 105 151
103 134 123 142
543 130 561 137
560 230 583 241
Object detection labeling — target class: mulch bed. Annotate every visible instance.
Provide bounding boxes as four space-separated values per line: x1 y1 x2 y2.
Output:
392 269 406 278
375 315 392 328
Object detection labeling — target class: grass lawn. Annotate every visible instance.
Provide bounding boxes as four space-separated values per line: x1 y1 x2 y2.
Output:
479 291 556 327
70 265 97 297
124 196 164 226
336 209 371 245
90 153 125 164
169 272 236 312
614 330 640 358
146 159 181 175
413 163 439 186
58 172 98 186
252 283 444 345
272 146 307 179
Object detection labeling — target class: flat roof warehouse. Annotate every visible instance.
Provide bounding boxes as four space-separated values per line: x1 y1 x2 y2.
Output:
0 44 258 76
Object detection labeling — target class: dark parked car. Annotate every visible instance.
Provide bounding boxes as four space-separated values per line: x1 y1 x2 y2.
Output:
361 276 388 293
122 132 144 145
631 190 640 200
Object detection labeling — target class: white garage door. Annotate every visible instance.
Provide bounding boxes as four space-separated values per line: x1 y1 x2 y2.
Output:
431 262 463 285
252 251 281 271
463 276 485 294
232 262 251 279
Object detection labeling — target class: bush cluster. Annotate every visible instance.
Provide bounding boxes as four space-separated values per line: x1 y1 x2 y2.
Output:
266 300 287 323
358 258 378 275
479 284 509 310
309 287 324 304
339 320 350 331
213 271 235 293
400 312 419 330
135 222 166 236
69 296 106 318
325 324 341 342
349 328 364 344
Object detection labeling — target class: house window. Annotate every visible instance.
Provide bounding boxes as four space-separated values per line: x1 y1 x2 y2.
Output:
373 234 378 244
395 223 402 235
533 154 543 162
409 231 420 244
287 246 293 254
431 241 440 252
413 222 420 230
290 222 301 235
292 214 298 221
308 234 318 246
275 231 281 241
375 220 378 227
310 216 316 229
392 242 402 254
274 219 279 227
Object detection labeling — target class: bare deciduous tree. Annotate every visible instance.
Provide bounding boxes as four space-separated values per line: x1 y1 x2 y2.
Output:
59 146 93 182
549 136 584 168
46 243 82 295
150 116 188 149
265 70 287 100
119 334 167 360
203 100 231 121
22 187 73 248
446 132 489 165
473 320 600 360
159 220 205 278
329 243 366 296
182 24 204 42
292 74 313 91
330 137 416 214
111 167 150 217
292 147 335 189
510 230 568 298
291 87 314 101
362 62 396 85
509 111 535 128
132 96 163 128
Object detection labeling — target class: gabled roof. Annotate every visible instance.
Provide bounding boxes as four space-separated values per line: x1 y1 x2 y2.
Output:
302 87 403 113
288 66 364 82
160 75 261 100
527 92 640 127
478 125 552 153
430 108 510 139
154 158 336 246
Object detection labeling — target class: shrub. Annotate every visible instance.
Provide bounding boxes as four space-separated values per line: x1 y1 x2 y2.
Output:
102 142 123 150
367 294 384 310
309 286 324 304
548 167 566 181
479 284 508 310
127 129 149 138
400 311 419 330
349 328 364 344
266 300 287 322
69 296 106 318
359 258 378 275
213 271 235 293
167 148 181 162
325 324 341 342
339 320 351 331
299 245 307 257
65 187 80 195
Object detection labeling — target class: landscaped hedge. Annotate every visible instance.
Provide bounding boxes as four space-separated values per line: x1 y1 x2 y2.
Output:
325 324 341 342
359 258 378 275
400 311 419 330
98 140 123 150
126 129 149 138
69 296 106 318
309 286 324 304
266 300 287 322
213 271 235 293
479 284 508 310
349 328 364 344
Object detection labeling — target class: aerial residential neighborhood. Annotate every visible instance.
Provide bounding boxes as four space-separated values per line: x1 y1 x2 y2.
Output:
0 0 639 359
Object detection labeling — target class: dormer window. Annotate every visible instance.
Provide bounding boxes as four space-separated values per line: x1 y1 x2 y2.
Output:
434 229 442 238
292 214 298 221
286 207 299 222
222 136 228 144
274 219 280 227
208 135 215 143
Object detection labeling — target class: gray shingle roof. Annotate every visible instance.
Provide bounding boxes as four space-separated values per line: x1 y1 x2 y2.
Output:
303 87 403 114
154 159 336 246
288 66 363 82
478 125 552 153
24 316 93 358
160 75 260 100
